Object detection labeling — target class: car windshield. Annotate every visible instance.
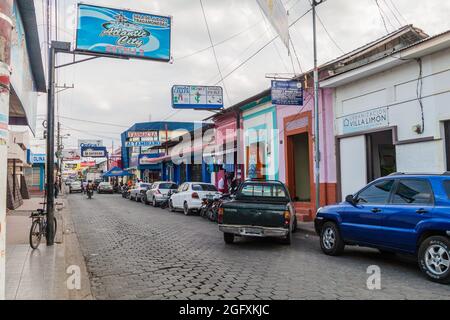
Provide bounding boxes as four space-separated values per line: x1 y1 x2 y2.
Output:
443 180 450 199
99 183 110 187
192 184 218 191
237 183 288 200
159 183 178 189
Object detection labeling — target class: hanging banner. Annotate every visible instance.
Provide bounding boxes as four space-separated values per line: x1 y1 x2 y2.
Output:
271 80 303 106
125 141 161 148
256 0 289 50
81 146 108 158
172 85 223 110
62 148 81 161
75 4 172 62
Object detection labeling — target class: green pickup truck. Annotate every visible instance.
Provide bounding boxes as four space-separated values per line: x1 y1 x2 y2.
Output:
218 180 298 245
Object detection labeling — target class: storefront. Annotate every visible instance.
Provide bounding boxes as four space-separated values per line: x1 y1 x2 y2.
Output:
242 92 279 181
321 30 450 199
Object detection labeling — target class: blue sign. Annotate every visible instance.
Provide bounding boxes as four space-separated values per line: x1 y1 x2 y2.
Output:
271 80 303 106
31 154 46 164
81 146 107 158
75 4 171 62
172 85 223 110
125 141 161 148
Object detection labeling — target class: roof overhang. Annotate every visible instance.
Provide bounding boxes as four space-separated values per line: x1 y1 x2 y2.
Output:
321 31 450 88
16 0 46 93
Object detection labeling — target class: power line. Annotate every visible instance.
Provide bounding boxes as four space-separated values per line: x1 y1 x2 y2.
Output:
199 0 232 106
56 115 130 128
289 36 303 73
381 0 402 28
177 20 263 61
388 0 408 24
213 8 312 85
375 0 390 34
314 8 345 54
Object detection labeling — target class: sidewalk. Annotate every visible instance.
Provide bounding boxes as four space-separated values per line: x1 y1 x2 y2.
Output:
5 193 93 300
296 221 317 237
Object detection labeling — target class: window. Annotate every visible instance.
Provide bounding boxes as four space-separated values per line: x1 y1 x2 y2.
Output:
239 183 288 199
357 179 394 205
182 184 189 192
444 181 450 199
192 184 218 192
159 183 178 190
392 179 433 205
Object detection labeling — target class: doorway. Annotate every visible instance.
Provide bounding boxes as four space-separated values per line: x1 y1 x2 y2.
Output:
366 130 397 182
290 133 311 202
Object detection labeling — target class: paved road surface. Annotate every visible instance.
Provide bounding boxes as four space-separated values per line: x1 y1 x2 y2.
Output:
68 193 450 300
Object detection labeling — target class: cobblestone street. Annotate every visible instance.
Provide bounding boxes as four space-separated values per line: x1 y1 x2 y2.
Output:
69 193 450 300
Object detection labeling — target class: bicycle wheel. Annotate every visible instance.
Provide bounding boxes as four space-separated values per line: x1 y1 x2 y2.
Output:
29 219 42 249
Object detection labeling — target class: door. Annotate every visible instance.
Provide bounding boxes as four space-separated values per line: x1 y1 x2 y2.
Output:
382 179 434 252
340 136 367 199
172 183 186 208
339 179 395 246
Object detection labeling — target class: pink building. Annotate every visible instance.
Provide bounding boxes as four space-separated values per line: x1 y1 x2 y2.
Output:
276 87 337 221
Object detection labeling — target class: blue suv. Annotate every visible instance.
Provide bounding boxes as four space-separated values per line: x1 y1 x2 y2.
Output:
314 173 450 284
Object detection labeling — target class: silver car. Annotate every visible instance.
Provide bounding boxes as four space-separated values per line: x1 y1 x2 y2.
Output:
69 181 82 193
144 182 178 207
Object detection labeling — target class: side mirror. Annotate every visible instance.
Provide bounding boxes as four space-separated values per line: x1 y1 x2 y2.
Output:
345 194 356 205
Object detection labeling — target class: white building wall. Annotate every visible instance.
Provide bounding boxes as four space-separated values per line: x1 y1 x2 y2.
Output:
333 46 450 197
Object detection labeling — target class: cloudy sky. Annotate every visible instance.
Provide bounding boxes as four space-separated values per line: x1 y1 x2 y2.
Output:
31 0 450 151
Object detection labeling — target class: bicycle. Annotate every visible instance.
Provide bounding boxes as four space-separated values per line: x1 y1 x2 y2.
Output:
29 205 57 250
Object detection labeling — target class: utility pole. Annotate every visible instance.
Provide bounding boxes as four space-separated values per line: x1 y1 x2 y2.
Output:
0 0 13 300
312 0 324 211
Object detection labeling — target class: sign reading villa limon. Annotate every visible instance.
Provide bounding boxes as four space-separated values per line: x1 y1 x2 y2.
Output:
342 107 389 134
75 4 171 62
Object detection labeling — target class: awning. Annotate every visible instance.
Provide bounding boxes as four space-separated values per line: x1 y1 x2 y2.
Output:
103 166 133 177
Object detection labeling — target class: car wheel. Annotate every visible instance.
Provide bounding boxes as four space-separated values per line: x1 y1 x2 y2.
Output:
281 229 292 245
142 195 148 205
136 195 140 202
152 197 158 207
224 233 234 244
169 200 175 212
292 216 298 233
418 236 450 284
183 202 191 216
320 222 345 256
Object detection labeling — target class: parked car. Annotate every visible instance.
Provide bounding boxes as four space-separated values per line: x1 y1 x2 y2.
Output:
69 181 82 193
144 182 178 206
129 182 152 202
93 179 103 191
97 182 114 194
218 180 297 245
169 182 220 215
314 173 450 284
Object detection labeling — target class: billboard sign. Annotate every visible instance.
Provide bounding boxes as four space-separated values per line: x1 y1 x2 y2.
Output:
125 141 161 148
81 146 108 158
80 161 96 168
62 149 81 161
172 85 223 110
79 139 103 149
271 80 303 106
75 4 171 62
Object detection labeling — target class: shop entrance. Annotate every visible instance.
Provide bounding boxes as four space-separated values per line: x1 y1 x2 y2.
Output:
445 121 450 171
366 130 397 181
289 133 311 202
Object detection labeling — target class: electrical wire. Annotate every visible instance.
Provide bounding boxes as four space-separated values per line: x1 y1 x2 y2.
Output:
315 10 345 54
388 0 408 25
381 0 402 28
56 115 130 128
213 8 312 86
375 0 391 34
199 0 232 106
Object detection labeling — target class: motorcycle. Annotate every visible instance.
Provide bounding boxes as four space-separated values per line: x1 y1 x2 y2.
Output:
87 188 93 200
208 194 232 222
200 194 216 219
121 186 130 198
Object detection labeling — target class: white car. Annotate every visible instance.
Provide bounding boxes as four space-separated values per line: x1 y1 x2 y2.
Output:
129 182 152 202
169 182 221 215
69 181 82 193
144 181 178 206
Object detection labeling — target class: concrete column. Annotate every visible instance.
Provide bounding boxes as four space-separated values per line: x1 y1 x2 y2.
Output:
0 0 13 300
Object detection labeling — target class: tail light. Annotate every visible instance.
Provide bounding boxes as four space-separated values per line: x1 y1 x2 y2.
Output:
218 208 224 224
192 192 199 199
283 211 291 226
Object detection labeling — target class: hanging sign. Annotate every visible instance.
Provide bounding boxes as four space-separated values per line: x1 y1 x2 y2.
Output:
75 4 172 62
172 85 223 110
271 80 303 106
81 146 108 158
